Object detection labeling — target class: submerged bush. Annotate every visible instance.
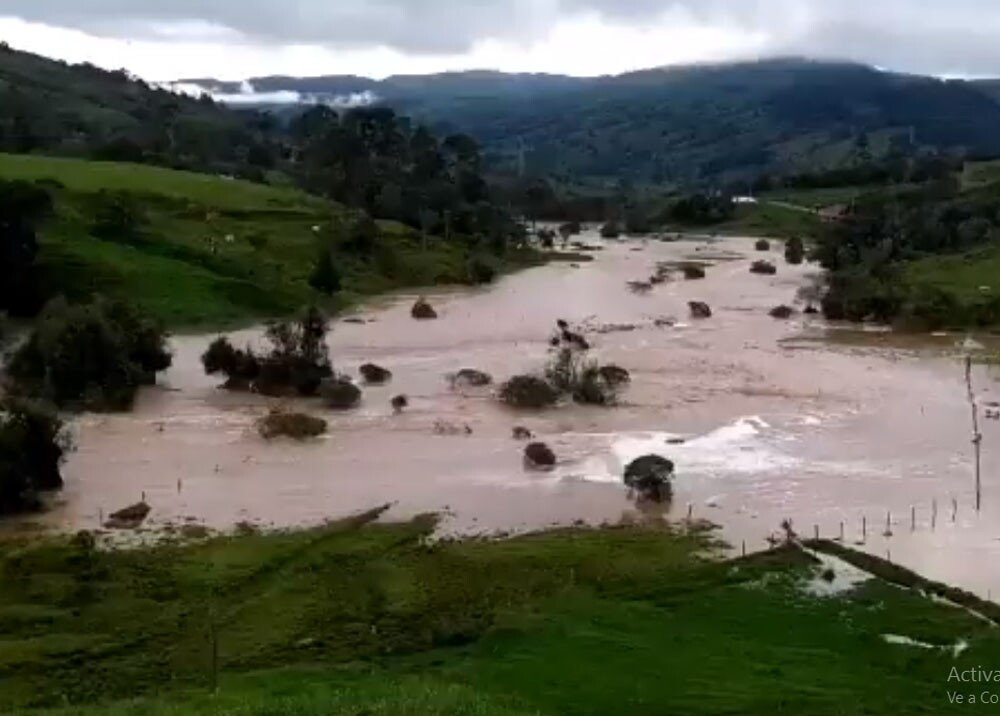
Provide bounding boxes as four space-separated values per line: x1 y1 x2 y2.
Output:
785 236 805 265
0 399 69 515
600 222 622 239
202 305 333 396
5 297 172 411
257 409 327 440
682 264 706 280
467 254 499 285
320 377 362 410
498 375 560 409
623 455 675 502
545 349 621 406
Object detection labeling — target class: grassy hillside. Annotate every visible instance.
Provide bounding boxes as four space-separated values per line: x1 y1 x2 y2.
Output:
3 514 999 715
2 153 519 328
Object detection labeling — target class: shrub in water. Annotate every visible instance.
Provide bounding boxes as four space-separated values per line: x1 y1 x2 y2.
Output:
750 260 777 275
5 297 172 411
320 377 362 410
623 455 675 502
467 254 499 285
202 304 332 396
0 399 69 515
545 349 622 406
257 409 328 440
682 264 706 280
498 375 560 409
785 236 805 265
600 222 622 239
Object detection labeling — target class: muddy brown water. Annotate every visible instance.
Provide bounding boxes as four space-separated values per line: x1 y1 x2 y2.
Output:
8 234 1000 598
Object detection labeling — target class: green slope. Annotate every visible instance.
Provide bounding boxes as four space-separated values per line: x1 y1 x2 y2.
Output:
3 517 999 715
2 153 519 328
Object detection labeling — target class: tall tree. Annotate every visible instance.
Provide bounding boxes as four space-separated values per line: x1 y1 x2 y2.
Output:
0 181 52 315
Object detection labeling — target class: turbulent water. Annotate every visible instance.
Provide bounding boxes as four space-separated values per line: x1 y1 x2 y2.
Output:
8 233 1000 598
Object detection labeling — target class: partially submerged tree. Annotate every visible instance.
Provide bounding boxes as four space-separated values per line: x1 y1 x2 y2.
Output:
545 348 622 406
0 399 69 515
784 236 805 265
5 297 172 411
202 304 333 396
623 455 675 502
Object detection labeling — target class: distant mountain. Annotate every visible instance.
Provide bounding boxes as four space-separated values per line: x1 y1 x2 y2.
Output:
187 58 1000 186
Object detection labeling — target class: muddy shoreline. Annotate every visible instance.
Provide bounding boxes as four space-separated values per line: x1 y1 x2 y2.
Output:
5 233 1000 598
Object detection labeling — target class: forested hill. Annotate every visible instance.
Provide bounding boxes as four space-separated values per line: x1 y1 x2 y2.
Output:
188 58 1000 187
0 43 285 180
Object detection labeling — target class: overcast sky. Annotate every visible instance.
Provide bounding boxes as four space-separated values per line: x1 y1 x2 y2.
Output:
2 1 1000 81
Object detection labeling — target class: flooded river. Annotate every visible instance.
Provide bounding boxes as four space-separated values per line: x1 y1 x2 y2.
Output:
9 234 1000 597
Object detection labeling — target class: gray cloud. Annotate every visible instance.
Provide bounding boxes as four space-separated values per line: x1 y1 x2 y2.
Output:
1 0 559 53
6 0 1000 75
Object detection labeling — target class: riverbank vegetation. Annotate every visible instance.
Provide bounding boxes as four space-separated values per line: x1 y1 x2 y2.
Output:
4 296 172 411
2 515 999 715
0 399 68 515
814 172 1000 328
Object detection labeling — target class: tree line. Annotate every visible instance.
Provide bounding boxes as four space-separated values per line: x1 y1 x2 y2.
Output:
815 178 1000 326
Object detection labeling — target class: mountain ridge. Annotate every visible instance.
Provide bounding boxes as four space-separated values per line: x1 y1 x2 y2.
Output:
176 57 1000 185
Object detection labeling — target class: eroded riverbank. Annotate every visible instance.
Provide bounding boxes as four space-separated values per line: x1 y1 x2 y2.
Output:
6 233 1000 597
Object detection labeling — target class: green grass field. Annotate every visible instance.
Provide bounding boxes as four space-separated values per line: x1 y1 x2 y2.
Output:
659 202 823 240
1 154 534 329
3 513 999 715
962 159 1000 189
905 246 1000 303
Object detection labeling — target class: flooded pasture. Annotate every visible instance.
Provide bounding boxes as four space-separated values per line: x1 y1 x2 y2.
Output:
9 233 1000 598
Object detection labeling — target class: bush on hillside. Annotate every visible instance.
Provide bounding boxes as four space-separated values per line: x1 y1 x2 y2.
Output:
342 215 380 255
5 297 172 411
202 304 333 396
0 399 70 515
90 190 146 241
309 249 342 296
755 239 771 251
0 179 52 316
